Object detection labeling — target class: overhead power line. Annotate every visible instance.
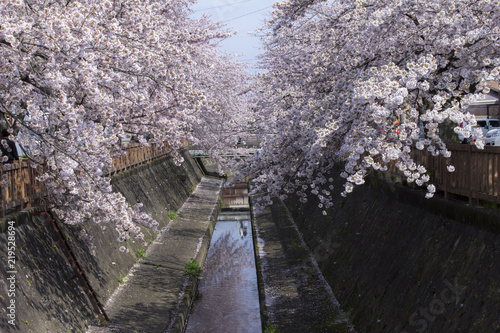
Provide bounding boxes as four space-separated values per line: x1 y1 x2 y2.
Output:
222 5 274 23
193 0 258 12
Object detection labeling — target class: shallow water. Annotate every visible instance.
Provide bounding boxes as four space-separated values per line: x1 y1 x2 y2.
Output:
185 212 262 333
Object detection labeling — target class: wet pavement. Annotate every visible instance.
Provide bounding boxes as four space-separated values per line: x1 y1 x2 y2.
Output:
185 212 262 333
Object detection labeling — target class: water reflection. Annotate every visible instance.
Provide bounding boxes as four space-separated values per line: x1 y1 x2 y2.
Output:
185 217 261 333
239 221 248 238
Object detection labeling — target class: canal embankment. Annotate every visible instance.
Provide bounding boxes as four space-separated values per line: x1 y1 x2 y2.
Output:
5 150 498 333
87 177 223 333
0 151 209 333
251 191 355 333
284 166 500 333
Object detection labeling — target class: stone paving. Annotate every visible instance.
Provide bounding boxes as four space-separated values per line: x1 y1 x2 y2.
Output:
87 177 222 333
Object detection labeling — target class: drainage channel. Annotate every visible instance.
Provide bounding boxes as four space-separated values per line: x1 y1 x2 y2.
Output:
185 184 262 333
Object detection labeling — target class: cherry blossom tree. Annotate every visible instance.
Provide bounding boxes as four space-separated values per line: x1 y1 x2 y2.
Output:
239 0 500 213
0 0 249 249
188 33 254 171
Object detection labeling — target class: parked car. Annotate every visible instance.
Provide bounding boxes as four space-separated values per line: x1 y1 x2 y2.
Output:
458 118 500 143
477 119 500 131
485 128 500 146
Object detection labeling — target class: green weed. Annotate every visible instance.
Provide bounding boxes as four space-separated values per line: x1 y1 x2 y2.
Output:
184 260 202 278
137 248 146 259
264 323 278 333
167 210 178 221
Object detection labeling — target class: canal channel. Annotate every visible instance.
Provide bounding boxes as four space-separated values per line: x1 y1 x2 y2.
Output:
184 183 262 333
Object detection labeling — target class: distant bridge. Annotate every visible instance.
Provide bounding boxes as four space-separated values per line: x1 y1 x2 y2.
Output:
188 149 259 158
189 149 259 177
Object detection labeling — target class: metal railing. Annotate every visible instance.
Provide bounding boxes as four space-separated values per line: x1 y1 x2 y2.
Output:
1 143 171 218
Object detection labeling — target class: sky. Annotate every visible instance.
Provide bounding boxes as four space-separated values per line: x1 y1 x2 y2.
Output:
190 0 275 73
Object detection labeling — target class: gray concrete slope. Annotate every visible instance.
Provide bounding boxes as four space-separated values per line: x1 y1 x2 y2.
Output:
253 198 355 333
87 177 222 333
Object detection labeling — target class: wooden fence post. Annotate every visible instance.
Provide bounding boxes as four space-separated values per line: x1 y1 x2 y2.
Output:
444 153 448 200
1 166 4 218
468 143 473 205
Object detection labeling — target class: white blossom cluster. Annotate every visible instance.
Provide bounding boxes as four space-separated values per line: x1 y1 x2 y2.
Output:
0 0 250 250
239 0 500 213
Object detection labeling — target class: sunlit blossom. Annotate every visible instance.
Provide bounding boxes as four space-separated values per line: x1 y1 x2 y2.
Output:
0 0 250 250
232 0 493 210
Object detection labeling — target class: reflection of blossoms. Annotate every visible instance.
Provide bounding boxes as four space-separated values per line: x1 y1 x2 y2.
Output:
201 229 253 287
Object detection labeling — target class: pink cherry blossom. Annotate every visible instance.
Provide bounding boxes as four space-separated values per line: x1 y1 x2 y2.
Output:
236 0 500 212
0 0 251 247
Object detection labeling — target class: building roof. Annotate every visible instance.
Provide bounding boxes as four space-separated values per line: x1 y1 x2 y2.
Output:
470 81 499 105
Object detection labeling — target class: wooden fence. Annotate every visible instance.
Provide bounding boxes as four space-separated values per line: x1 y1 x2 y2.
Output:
1 143 171 218
4 141 499 218
384 143 500 205
110 143 171 175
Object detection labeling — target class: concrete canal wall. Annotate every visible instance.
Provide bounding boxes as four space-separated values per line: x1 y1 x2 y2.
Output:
0 151 204 333
3 150 499 333
285 166 500 333
87 177 223 333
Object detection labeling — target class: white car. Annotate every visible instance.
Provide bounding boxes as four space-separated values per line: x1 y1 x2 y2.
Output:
458 118 500 143
485 128 500 146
